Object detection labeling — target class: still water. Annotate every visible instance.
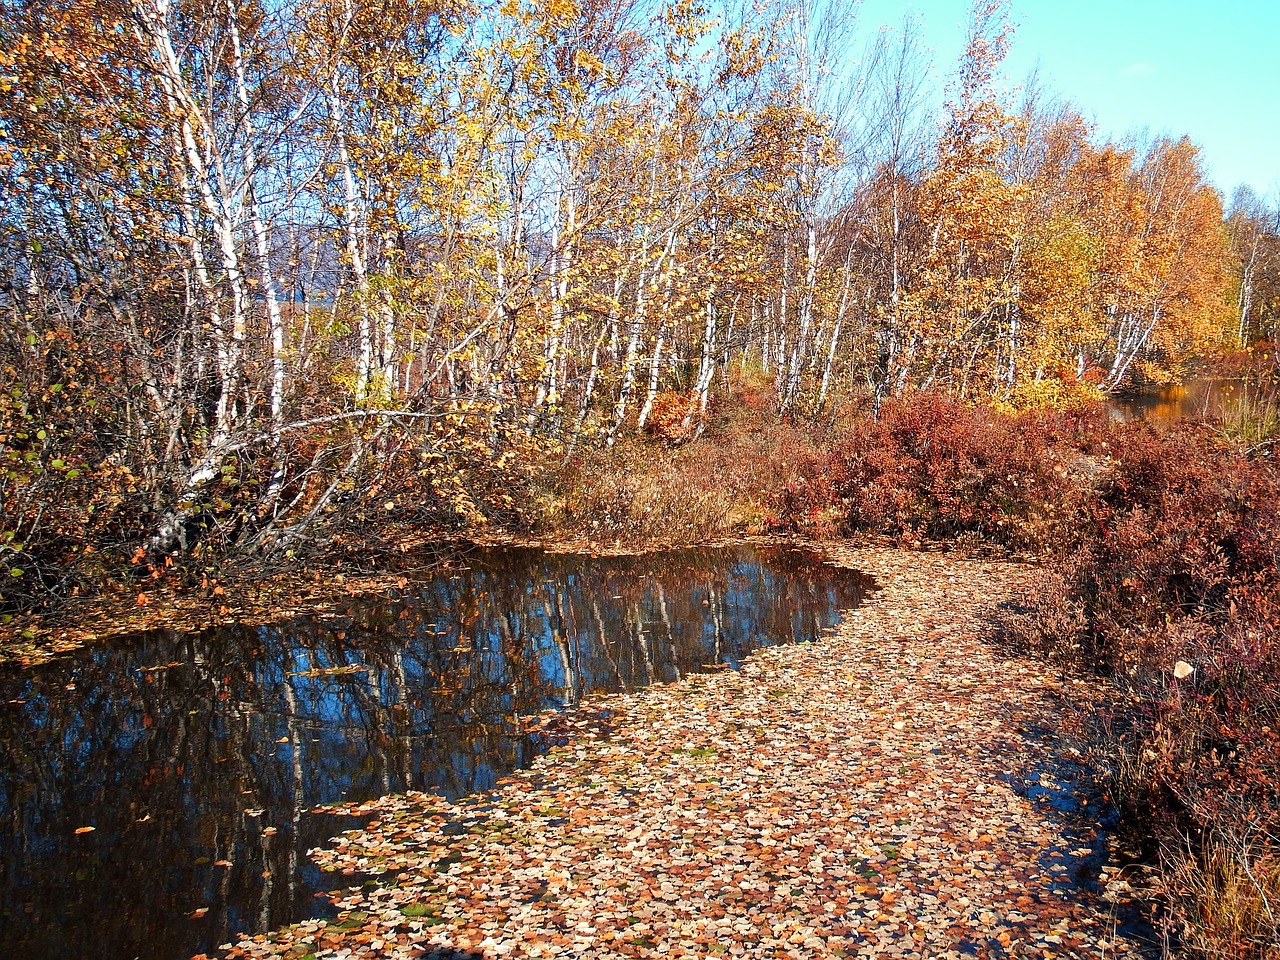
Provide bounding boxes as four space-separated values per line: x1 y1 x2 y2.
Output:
0 544 869 960
1108 378 1249 425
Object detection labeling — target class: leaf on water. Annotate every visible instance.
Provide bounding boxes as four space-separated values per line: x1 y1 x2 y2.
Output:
138 661 183 673
74 826 95 834
288 665 369 678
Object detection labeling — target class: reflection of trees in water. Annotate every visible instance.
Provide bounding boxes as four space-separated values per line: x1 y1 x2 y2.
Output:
0 600 545 959
0 545 865 960
475 547 854 697
1109 379 1246 425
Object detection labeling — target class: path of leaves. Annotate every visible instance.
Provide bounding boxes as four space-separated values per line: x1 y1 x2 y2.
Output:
215 546 1148 960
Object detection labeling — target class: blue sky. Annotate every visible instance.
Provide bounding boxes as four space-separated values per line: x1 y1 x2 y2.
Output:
850 0 1280 202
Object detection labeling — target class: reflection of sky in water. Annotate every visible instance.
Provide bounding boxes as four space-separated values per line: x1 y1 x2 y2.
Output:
0 545 868 960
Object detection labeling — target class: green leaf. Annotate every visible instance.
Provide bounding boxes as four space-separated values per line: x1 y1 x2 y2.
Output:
9 568 23 577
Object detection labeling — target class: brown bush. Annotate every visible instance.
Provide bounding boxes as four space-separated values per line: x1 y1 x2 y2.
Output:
546 398 832 544
644 391 698 443
778 393 1094 551
1005 423 1280 957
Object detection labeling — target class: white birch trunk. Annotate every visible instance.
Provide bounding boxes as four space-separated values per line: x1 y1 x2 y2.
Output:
326 80 373 402
226 2 288 512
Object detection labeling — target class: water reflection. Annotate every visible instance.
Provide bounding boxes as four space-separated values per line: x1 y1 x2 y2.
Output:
0 544 868 960
1108 378 1245 425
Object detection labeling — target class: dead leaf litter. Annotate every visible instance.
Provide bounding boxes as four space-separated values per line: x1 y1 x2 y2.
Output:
213 546 1148 960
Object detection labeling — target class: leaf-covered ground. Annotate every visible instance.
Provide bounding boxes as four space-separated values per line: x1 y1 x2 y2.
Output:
214 546 1150 960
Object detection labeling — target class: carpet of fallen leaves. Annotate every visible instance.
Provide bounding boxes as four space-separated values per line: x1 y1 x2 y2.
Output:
212 546 1150 960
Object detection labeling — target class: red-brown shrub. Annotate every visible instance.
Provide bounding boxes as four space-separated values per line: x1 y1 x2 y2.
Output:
1005 423 1280 954
782 393 1087 550
644 391 698 443
1069 424 1280 667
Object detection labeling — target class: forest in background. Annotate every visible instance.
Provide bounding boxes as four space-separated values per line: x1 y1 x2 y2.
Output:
2 0 1280 610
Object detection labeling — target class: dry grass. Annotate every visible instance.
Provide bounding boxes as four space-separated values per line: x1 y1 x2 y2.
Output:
542 422 829 547
539 395 835 545
1162 830 1280 959
1217 382 1280 449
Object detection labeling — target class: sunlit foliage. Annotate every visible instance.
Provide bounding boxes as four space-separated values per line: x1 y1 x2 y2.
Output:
0 0 1260 606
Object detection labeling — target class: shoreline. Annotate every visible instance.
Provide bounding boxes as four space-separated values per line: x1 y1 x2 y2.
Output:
211 545 1153 960
0 533 988 668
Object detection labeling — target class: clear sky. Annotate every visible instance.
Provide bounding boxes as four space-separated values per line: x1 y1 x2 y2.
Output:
850 0 1280 203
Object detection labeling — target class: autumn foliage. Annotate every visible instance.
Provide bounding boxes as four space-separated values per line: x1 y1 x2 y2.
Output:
2 2 1280 943
777 394 1101 550
753 389 1280 955
989 424 1280 957
2 0 1272 616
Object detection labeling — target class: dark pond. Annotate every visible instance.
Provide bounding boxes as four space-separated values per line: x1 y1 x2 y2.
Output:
1108 378 1249 425
0 544 869 960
